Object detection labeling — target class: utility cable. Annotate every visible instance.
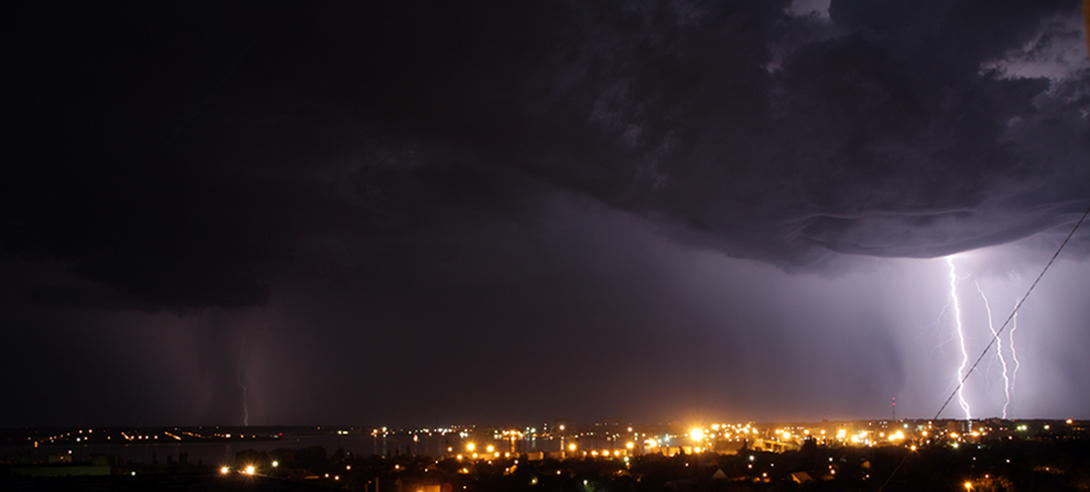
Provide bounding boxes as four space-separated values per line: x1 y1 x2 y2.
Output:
933 203 1089 420
877 202 1090 492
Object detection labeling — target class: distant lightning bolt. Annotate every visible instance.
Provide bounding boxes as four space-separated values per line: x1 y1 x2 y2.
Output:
236 356 249 427
1009 303 1021 394
975 280 1011 418
884 205 1089 492
946 257 972 419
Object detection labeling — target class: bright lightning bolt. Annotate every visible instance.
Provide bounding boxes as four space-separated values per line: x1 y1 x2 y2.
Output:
946 257 972 419
975 280 1011 418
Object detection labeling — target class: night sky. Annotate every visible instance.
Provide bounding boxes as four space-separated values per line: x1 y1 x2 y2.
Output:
3 1 1090 427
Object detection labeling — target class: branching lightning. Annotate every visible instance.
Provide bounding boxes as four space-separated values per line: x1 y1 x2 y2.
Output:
975 280 1011 418
886 206 1089 492
946 257 972 419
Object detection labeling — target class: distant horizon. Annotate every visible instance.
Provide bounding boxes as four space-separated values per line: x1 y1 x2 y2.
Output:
5 416 1085 431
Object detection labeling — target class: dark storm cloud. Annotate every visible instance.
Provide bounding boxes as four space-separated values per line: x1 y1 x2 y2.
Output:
5 0 1089 310
437 0 1090 266
262 0 1089 269
3 1 1090 426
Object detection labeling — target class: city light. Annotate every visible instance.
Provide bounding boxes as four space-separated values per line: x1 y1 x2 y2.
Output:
19 418 1079 491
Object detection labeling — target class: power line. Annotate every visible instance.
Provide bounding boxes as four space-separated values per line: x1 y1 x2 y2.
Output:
877 202 1090 492
933 203 1090 420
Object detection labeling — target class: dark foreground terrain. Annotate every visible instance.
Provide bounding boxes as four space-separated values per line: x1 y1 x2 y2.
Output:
3 434 1090 491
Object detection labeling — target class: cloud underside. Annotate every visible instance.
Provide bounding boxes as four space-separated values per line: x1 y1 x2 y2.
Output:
4 0 1090 308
